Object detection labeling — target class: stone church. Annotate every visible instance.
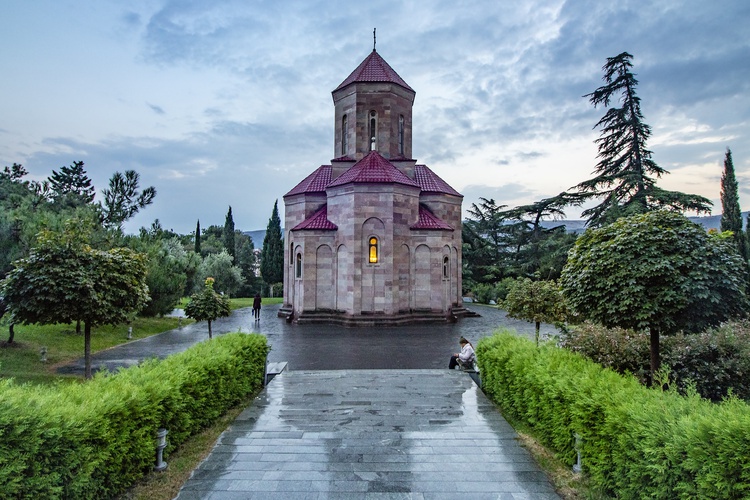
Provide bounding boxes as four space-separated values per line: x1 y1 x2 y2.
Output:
279 48 466 325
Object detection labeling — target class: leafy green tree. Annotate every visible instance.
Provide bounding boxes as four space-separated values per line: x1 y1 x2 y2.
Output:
198 225 226 257
560 210 748 380
235 231 258 297
194 219 201 255
100 170 156 230
260 200 284 287
720 148 747 259
184 277 231 339
1 220 149 378
504 278 567 346
223 206 236 261
48 161 95 209
462 197 510 287
572 52 711 227
196 250 244 297
139 238 189 316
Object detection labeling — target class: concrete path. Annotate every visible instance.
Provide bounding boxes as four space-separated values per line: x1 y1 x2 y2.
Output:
177 370 561 500
58 304 558 374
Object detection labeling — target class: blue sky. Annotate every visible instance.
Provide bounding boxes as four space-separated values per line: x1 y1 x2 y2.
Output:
1 0 748 234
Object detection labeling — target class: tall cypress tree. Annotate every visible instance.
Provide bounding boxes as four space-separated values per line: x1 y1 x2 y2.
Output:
194 219 201 255
260 200 284 286
223 206 236 261
721 148 749 260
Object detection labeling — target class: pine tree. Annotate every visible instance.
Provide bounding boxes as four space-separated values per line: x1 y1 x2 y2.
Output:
720 148 749 260
223 206 236 261
48 161 95 208
573 52 711 226
194 219 201 255
260 200 284 286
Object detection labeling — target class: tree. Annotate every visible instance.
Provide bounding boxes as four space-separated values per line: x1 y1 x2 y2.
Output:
235 232 258 297
223 206 236 261
184 277 231 339
504 278 567 346
100 170 156 230
462 197 510 286
139 238 189 317
195 219 201 255
1 220 149 378
572 52 711 227
260 200 284 287
560 210 748 381
720 148 747 259
48 161 95 209
195 250 244 297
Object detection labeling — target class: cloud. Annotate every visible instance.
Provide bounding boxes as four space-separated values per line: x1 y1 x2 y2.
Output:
147 103 166 115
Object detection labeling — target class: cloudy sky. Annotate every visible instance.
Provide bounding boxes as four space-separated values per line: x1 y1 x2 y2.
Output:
1 0 748 235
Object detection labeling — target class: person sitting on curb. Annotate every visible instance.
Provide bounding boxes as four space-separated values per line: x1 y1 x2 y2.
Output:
449 337 475 370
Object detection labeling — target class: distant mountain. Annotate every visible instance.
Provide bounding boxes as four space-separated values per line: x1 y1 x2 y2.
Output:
243 212 740 247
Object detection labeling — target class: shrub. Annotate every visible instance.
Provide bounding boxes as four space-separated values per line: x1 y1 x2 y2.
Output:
0 333 268 498
560 321 750 401
477 332 750 498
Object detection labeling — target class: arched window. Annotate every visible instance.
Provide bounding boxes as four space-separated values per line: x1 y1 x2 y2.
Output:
369 110 377 151
398 115 404 155
368 237 379 264
295 253 302 278
341 114 348 156
443 256 450 279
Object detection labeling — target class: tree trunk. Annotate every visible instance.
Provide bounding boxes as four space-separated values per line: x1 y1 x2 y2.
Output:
535 321 541 346
208 319 213 339
649 327 660 386
76 319 81 335
84 321 92 379
7 323 14 344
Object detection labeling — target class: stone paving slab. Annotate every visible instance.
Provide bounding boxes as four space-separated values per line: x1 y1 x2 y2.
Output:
177 370 560 499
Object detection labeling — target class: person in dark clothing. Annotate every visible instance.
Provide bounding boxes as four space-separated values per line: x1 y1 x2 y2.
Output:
252 293 262 321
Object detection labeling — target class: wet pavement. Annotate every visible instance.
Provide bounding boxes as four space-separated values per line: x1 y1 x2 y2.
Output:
176 370 561 500
58 304 558 374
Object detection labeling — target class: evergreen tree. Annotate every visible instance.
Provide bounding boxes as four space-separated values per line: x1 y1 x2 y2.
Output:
260 200 284 286
720 148 747 259
573 52 711 227
48 161 95 208
223 206 236 261
100 170 156 230
195 219 201 255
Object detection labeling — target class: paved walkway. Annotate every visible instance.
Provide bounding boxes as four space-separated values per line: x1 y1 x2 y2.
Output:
177 370 560 499
58 304 557 374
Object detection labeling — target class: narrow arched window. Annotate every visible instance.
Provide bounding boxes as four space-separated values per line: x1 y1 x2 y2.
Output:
368 237 379 264
398 115 404 155
341 114 348 156
443 256 450 279
369 111 377 151
295 253 302 278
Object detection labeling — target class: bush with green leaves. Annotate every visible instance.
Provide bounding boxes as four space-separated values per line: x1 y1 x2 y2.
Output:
477 332 750 499
561 321 750 401
0 332 268 498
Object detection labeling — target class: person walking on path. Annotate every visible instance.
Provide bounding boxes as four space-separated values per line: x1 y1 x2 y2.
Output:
449 336 475 369
252 293 262 321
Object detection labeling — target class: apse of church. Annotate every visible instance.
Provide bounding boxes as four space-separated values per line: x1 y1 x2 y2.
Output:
279 48 467 325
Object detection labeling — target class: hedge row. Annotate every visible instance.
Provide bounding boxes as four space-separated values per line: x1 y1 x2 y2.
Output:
0 332 269 499
477 332 750 499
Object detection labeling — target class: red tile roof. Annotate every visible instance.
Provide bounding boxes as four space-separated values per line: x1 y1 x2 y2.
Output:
327 151 420 189
411 204 453 230
334 50 414 93
291 205 338 231
414 165 462 197
284 165 332 197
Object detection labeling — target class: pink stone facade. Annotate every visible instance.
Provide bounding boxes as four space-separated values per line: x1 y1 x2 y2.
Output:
280 50 465 325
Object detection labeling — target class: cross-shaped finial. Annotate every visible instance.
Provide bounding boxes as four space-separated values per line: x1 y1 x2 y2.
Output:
373 28 376 51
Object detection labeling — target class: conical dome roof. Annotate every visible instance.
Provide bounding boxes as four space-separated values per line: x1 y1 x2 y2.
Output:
334 50 414 93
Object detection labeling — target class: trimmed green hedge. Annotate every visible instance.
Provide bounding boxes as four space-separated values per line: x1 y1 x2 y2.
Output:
477 332 750 499
0 333 269 499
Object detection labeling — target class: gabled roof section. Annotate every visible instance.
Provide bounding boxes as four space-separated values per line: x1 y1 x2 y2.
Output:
414 165 462 197
291 205 338 231
327 151 420 189
334 50 414 93
284 165 332 197
411 204 453 231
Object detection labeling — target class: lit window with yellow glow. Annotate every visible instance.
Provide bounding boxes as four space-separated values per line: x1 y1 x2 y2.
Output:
368 237 379 263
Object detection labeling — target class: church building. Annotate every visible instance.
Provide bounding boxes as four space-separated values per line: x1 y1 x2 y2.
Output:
279 47 465 325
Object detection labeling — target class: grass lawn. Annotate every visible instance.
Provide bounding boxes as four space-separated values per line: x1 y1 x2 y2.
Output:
177 295 283 311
